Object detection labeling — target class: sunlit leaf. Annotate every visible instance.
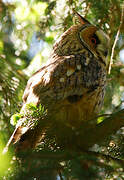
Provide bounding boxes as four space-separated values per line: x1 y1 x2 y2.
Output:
0 141 12 177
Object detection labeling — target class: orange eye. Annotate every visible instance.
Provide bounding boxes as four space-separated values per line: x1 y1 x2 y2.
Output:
91 37 97 44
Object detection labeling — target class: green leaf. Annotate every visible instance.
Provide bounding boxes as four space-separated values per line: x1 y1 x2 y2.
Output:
25 102 37 111
10 113 22 126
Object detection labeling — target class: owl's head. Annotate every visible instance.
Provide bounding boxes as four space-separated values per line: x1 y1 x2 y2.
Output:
53 12 110 67
75 12 110 66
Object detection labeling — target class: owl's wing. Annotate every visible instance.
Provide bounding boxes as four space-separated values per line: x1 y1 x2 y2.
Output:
4 54 98 151
22 54 91 108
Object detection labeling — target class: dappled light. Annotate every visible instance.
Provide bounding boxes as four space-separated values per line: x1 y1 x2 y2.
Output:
0 0 124 179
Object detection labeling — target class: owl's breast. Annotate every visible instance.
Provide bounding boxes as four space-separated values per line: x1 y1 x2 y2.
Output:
25 52 106 127
51 53 107 127
54 84 105 127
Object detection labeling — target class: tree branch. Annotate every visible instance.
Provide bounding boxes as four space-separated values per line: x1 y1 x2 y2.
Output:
76 109 124 150
17 149 124 167
108 3 124 74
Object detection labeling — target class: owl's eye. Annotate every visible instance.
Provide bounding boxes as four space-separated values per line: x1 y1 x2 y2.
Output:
91 37 97 44
90 34 100 45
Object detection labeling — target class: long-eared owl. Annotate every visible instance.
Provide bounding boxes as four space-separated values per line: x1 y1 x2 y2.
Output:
5 12 110 151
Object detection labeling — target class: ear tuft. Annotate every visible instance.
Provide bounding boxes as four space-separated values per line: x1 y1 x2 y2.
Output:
74 10 90 25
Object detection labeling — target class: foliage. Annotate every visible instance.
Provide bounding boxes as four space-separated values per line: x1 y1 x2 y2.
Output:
10 103 47 127
0 0 124 179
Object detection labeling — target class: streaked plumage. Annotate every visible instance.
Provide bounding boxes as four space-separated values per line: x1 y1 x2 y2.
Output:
4 12 110 152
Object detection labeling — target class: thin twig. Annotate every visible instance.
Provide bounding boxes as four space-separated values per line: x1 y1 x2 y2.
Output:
108 3 124 74
59 171 64 180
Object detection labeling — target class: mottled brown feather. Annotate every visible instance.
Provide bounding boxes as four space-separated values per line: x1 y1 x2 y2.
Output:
5 13 110 151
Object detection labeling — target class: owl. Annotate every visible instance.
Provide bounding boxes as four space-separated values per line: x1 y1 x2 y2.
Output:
5 12 110 152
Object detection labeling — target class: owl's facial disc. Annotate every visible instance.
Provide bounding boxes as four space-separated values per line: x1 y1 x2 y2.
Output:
79 25 110 66
95 29 110 64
